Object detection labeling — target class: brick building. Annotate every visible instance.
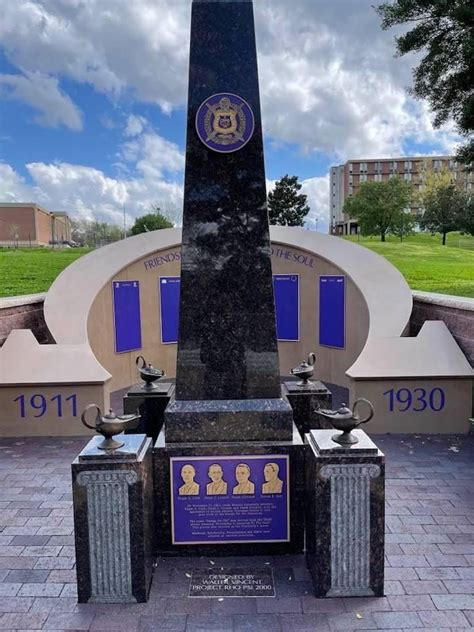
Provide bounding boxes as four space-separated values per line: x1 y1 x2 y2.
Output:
0 203 72 246
330 156 473 235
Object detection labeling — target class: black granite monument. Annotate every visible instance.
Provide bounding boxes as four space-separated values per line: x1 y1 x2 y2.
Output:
155 0 304 555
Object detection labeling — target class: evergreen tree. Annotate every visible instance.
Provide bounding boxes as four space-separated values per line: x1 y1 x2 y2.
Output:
267 175 310 226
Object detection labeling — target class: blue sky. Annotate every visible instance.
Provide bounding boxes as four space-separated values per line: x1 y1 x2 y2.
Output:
0 0 460 234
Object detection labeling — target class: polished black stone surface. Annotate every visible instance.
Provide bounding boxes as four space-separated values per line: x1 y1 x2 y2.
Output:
282 380 332 438
123 383 174 442
174 0 281 402
305 430 385 598
309 429 379 454
72 437 155 603
153 425 305 556
165 396 293 442
77 434 147 462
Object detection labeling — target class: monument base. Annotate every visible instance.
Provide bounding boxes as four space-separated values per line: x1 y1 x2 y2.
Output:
164 397 294 443
154 424 304 556
72 435 155 603
305 429 385 598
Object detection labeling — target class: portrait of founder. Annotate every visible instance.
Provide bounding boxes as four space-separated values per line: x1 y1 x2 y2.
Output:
178 464 200 496
262 462 284 494
206 464 228 495
233 463 255 495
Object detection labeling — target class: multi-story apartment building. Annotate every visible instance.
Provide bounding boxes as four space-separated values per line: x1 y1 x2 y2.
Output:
329 156 473 235
0 203 72 247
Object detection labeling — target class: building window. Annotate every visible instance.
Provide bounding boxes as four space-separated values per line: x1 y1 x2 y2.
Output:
404 160 412 171
349 186 353 195
404 172 412 181
349 162 353 174
360 174 367 182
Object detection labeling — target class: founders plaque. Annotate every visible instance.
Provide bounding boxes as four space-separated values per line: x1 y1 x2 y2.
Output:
170 455 289 545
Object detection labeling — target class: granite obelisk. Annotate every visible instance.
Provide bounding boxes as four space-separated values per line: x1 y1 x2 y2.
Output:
165 0 293 443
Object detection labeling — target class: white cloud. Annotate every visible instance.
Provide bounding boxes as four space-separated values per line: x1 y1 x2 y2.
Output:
124 115 147 138
0 117 184 226
0 0 460 158
0 163 38 201
0 72 82 130
301 176 330 233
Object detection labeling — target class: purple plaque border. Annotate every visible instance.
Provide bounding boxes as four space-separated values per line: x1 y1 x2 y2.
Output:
170 455 290 545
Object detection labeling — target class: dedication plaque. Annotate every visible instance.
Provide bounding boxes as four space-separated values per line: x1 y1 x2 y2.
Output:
170 455 290 545
189 568 275 598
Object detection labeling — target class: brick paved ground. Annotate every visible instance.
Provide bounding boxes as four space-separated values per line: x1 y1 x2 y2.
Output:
0 433 473 631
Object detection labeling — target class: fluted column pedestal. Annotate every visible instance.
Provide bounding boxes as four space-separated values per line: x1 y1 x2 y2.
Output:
305 429 385 597
72 435 154 603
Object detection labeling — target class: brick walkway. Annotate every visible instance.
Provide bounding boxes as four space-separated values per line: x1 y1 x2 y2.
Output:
0 434 473 631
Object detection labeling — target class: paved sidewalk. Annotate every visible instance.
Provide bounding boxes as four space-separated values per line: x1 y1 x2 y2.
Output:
0 434 473 631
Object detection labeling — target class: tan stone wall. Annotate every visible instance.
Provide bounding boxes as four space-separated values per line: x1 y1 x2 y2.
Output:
0 383 107 437
87 243 369 392
351 378 471 434
411 298 474 366
0 206 36 242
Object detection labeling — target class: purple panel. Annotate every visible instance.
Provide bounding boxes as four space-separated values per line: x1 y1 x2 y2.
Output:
273 274 299 341
170 455 289 544
159 277 181 344
319 275 345 348
113 280 142 353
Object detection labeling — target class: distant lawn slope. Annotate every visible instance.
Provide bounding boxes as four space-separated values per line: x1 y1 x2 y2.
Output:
1 233 473 299
344 232 474 298
0 247 92 298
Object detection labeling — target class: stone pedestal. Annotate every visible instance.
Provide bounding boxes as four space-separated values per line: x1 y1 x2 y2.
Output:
283 380 332 437
305 429 384 598
72 435 155 603
154 425 305 556
123 382 174 442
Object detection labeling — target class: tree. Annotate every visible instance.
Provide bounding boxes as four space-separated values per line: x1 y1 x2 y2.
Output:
459 196 474 235
71 218 125 247
376 0 474 166
130 212 173 235
419 183 467 244
391 209 416 242
344 177 413 241
267 175 310 226
151 201 182 227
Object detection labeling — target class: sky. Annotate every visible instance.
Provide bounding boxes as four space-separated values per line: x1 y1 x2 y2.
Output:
0 0 461 234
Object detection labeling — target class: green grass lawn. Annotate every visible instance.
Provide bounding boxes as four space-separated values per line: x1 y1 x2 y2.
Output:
344 232 474 298
1 233 473 299
0 247 92 298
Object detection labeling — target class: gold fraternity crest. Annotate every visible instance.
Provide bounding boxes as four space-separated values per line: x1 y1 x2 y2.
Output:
204 96 247 147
